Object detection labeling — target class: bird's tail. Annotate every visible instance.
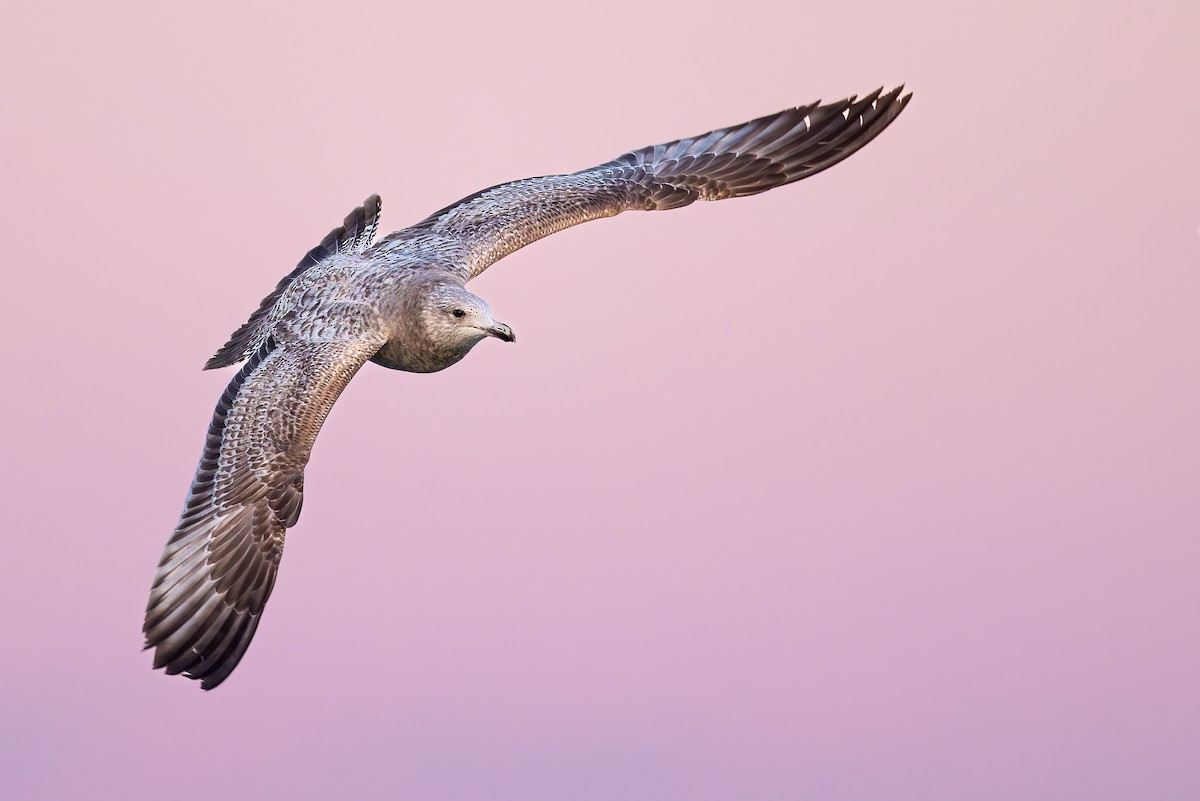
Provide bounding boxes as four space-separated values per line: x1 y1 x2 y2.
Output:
205 195 382 370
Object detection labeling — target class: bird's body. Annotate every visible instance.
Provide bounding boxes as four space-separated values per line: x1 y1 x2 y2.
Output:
145 87 912 689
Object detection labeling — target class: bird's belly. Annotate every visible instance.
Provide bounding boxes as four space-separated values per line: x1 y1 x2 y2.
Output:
369 339 472 373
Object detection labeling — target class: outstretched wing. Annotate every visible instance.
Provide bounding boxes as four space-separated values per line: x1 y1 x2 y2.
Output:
206 195 383 370
145 319 385 689
408 87 910 278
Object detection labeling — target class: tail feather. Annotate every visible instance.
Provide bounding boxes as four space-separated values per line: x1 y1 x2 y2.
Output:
205 195 382 370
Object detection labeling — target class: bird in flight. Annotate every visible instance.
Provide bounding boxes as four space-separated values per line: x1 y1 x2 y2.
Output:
145 86 912 689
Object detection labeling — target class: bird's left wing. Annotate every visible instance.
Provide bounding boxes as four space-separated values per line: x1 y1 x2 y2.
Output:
404 87 910 279
145 310 385 689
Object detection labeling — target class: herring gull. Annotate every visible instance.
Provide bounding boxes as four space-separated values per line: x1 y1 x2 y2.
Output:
145 87 912 688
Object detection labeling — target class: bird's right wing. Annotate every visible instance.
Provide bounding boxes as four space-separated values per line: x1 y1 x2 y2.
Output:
145 310 386 689
406 86 910 279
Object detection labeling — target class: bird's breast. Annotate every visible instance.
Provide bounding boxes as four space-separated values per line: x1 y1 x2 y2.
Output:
369 337 475 373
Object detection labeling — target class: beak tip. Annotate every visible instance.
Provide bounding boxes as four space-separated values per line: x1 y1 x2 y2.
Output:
489 324 515 343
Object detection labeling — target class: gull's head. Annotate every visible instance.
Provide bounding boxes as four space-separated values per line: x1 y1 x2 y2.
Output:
426 285 515 349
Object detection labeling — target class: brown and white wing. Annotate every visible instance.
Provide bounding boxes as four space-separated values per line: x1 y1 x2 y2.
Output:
409 87 910 278
145 322 384 689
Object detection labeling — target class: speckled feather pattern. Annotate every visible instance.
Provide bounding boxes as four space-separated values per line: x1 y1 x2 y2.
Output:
145 87 911 688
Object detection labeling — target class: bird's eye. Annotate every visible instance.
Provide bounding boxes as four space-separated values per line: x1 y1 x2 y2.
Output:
452 309 465 318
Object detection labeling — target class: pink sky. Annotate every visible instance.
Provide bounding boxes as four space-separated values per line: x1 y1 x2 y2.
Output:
2 1 1197 799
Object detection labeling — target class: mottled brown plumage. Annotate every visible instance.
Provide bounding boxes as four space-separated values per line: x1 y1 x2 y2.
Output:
145 87 912 688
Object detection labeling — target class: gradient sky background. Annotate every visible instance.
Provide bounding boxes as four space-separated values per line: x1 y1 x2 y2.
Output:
2 1 1197 799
